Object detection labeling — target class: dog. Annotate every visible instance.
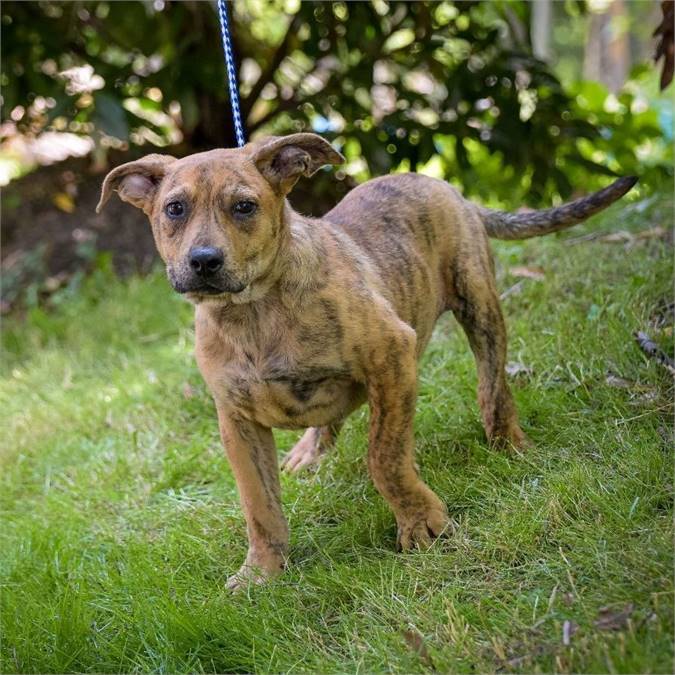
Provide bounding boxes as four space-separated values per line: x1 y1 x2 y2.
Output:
97 133 636 590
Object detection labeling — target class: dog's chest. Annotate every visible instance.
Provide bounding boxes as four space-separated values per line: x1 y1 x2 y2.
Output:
195 302 359 428
216 357 356 429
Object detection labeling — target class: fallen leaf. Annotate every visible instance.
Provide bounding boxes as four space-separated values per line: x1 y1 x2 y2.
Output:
52 192 75 213
509 265 545 280
506 362 533 378
605 373 634 388
597 226 667 244
44 271 70 292
494 640 548 672
633 390 659 405
597 230 633 243
500 280 525 300
648 301 675 332
635 226 667 240
562 619 578 646
72 227 95 243
594 603 634 631
565 231 605 245
566 225 669 247
501 654 528 669
402 628 434 668
605 372 659 401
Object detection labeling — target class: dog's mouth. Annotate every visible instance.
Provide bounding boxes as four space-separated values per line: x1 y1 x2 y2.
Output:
189 281 247 296
168 268 247 298
182 281 248 302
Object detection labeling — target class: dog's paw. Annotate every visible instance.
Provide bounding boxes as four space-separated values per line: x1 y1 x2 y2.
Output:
281 429 327 473
490 423 531 452
225 567 264 593
395 500 452 552
225 561 282 593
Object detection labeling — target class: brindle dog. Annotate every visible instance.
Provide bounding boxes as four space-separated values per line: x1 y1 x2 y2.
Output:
98 133 636 590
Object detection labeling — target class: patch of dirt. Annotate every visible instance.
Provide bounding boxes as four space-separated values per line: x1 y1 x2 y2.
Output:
2 151 158 309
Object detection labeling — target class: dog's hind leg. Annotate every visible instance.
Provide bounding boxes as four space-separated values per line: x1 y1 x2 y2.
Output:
449 265 527 448
281 422 343 473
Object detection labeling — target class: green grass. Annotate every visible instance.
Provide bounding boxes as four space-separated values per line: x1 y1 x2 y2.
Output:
1 191 673 674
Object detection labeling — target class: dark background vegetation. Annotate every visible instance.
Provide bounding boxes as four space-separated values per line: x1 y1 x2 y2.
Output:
1 0 672 311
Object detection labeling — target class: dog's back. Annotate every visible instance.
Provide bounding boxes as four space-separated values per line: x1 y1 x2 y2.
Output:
324 173 489 348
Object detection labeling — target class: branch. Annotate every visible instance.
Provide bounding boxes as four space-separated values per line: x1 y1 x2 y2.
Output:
502 5 530 52
634 330 675 376
247 94 303 135
242 14 303 121
247 3 409 135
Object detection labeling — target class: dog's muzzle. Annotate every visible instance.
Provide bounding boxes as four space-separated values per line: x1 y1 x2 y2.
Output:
168 249 247 296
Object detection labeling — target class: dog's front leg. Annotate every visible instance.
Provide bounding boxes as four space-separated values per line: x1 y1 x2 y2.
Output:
216 408 288 590
364 329 451 551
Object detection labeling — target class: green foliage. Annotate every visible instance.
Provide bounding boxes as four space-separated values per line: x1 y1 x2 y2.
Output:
1 1 671 207
1 192 673 673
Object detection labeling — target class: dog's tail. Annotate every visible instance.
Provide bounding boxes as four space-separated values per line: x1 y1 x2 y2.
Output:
478 176 638 240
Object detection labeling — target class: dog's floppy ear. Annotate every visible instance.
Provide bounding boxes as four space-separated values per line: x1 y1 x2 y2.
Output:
96 154 177 215
251 133 344 194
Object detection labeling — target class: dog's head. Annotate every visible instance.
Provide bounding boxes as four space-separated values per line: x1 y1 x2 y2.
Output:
97 133 343 304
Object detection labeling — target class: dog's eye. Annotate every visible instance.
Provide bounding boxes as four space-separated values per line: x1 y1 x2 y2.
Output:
165 201 185 219
232 200 256 216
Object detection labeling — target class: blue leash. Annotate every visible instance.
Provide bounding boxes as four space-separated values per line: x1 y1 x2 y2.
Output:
216 0 246 147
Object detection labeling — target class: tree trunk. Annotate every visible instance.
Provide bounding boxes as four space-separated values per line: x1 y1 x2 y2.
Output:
606 0 631 92
532 0 553 61
583 0 631 93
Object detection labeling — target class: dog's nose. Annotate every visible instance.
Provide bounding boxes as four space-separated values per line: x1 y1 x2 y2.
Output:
189 247 224 276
